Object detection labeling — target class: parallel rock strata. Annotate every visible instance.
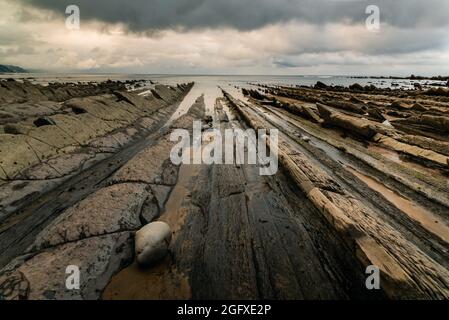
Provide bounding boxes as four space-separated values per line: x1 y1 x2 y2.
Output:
224 83 449 299
1 79 449 300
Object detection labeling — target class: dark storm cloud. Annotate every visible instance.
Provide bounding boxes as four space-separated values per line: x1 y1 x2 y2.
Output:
21 0 449 31
4 0 448 74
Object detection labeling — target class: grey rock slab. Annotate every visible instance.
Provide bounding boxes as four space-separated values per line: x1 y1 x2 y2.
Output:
22 152 94 180
112 135 178 185
28 183 149 252
3 232 133 300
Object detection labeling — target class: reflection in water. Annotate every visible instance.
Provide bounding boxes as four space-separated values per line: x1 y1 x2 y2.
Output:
164 77 260 125
165 80 227 126
165 85 203 126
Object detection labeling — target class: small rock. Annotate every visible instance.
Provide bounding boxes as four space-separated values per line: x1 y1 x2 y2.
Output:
135 221 172 267
390 101 408 109
349 83 364 91
382 120 393 128
314 81 328 90
350 96 364 104
411 103 426 111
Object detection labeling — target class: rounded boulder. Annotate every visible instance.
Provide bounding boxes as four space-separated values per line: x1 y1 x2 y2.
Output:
135 221 172 267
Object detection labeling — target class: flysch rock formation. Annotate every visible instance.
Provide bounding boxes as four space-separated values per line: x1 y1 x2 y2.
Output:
1 79 449 300
0 79 194 299
228 84 449 299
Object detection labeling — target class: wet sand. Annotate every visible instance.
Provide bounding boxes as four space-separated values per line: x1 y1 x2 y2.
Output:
347 166 449 243
102 259 191 300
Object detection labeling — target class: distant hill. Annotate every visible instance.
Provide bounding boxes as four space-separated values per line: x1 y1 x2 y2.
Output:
0 64 27 73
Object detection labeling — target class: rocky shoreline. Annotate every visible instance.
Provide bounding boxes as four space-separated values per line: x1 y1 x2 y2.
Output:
1 79 449 300
0 79 193 299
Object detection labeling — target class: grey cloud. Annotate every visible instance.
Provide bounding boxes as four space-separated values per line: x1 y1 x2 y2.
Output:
20 0 449 31
270 50 448 70
0 24 43 47
291 27 448 56
4 0 449 75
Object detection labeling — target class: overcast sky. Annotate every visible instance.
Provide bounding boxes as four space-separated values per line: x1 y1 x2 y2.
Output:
1 0 448 75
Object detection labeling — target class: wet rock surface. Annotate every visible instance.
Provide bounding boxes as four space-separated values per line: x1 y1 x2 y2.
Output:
0 80 193 220
0 79 194 299
3 232 134 300
27 183 151 252
1 79 449 300
223 83 449 299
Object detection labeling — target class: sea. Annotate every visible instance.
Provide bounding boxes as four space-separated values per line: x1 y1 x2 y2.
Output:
1 73 445 88
1 73 446 117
